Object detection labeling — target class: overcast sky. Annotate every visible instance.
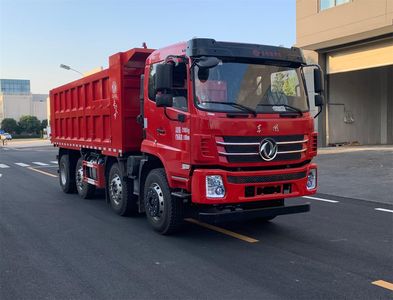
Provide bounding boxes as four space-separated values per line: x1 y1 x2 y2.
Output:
0 0 295 94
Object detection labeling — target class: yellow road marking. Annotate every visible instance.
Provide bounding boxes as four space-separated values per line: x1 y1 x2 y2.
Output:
372 280 393 291
32 165 58 169
27 167 57 178
185 218 259 243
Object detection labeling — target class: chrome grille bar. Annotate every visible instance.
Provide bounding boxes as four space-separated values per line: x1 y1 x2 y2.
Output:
276 148 307 154
277 139 308 145
216 139 308 146
218 152 259 156
218 148 307 156
217 141 260 146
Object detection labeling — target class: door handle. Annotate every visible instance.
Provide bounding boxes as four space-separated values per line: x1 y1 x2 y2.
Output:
157 128 166 135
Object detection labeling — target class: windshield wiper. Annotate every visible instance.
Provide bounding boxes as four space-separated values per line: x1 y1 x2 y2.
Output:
256 103 303 116
200 101 257 117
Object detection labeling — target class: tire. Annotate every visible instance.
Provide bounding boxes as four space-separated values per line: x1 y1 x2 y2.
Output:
108 163 137 216
59 154 76 193
75 157 96 199
144 168 184 234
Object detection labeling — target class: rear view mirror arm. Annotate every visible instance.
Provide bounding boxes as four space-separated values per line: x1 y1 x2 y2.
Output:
314 106 322 119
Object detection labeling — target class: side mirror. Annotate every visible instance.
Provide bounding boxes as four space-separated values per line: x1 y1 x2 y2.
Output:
315 94 324 107
156 93 173 108
196 56 220 69
155 64 173 91
198 68 210 81
313 68 324 94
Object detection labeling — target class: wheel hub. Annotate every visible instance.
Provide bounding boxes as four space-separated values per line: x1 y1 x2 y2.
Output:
76 166 83 191
146 183 164 221
110 175 122 206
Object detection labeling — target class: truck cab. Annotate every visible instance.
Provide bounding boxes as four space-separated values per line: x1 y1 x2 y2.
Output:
138 39 324 231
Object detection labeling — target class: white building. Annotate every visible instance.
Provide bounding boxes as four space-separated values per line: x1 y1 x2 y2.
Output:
0 79 48 123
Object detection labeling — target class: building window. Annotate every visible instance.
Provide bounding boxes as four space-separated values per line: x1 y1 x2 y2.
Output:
0 79 30 94
320 0 351 11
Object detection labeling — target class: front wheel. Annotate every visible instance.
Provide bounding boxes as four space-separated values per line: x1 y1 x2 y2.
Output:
144 168 184 234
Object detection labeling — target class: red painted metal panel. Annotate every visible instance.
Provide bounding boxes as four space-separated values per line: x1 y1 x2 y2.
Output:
50 48 154 156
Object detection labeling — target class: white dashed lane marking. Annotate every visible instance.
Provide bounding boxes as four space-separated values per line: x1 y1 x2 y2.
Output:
2 161 56 168
32 162 49 166
302 196 339 203
303 196 393 215
374 208 393 213
15 163 30 167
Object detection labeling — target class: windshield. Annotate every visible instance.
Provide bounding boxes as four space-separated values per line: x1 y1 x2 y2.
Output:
193 60 309 114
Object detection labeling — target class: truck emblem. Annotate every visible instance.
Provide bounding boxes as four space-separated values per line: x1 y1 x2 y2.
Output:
259 138 278 161
111 81 119 119
111 81 117 94
257 124 262 134
273 124 279 132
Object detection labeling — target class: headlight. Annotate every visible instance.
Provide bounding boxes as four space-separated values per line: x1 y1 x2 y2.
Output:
206 175 225 198
306 169 317 190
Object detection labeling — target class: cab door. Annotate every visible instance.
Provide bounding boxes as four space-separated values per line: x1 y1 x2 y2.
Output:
143 62 191 187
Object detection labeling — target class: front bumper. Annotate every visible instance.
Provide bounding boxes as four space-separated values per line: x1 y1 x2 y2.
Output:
191 163 317 204
198 203 310 223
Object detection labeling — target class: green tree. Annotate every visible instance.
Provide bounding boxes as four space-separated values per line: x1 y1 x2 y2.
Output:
272 71 297 96
271 72 285 93
18 115 41 134
282 76 297 96
1 118 19 133
41 119 48 130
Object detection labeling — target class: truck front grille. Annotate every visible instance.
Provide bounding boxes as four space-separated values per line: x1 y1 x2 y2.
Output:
217 135 307 163
227 171 307 184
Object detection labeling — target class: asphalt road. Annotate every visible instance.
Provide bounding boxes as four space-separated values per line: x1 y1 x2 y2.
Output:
1 145 392 299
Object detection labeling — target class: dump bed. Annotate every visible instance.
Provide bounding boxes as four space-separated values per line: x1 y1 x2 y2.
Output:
50 48 154 156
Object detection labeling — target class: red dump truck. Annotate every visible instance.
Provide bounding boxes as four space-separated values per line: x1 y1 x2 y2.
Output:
50 38 324 234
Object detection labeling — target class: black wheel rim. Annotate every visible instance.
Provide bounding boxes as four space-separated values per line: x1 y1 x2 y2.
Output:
146 183 164 222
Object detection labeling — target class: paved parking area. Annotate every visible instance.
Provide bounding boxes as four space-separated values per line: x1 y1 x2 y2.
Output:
316 146 393 205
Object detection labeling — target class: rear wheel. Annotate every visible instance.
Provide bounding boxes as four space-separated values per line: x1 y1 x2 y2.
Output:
144 168 184 234
59 154 76 193
108 163 137 216
75 157 96 199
